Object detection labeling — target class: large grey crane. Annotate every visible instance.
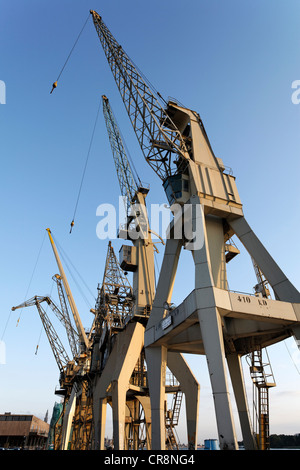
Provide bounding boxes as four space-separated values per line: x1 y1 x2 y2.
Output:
89 9 300 452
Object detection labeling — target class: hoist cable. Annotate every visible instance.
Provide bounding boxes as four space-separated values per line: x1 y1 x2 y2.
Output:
16 231 47 327
50 13 90 93
127 50 168 106
284 340 300 376
70 98 101 233
1 312 11 341
35 279 55 355
52 233 96 306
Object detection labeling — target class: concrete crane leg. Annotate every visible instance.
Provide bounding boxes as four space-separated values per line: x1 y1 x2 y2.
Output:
187 198 237 449
93 321 145 450
167 351 200 449
93 397 107 450
145 348 200 450
198 306 238 450
146 237 182 330
144 229 182 444
145 345 168 450
226 353 257 450
111 322 145 450
93 344 118 449
111 380 128 450
60 387 76 449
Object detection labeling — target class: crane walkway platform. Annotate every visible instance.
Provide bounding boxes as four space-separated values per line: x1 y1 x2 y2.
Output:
144 286 300 355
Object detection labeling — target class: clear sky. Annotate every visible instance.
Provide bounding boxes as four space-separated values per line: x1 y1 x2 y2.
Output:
0 0 300 445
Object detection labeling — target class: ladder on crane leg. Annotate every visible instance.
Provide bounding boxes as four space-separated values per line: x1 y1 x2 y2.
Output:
165 390 183 449
250 348 276 450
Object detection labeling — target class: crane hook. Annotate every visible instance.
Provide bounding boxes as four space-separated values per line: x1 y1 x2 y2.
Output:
70 220 75 233
50 81 57 94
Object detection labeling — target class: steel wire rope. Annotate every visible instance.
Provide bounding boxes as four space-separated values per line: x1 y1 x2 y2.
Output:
284 339 300 376
126 50 168 106
52 234 96 309
35 279 55 355
54 249 91 310
70 98 101 233
154 251 160 288
14 230 47 329
50 13 90 93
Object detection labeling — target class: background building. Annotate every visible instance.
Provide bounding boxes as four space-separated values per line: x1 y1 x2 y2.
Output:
0 413 49 449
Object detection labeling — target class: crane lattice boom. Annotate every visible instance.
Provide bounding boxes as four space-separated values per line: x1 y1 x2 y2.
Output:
102 95 138 213
95 241 134 333
12 296 70 374
52 274 80 357
90 10 190 182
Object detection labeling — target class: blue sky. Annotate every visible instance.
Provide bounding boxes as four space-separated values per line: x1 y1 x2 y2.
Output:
0 0 300 444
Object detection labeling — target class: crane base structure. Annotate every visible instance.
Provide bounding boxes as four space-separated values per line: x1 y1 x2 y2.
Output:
132 98 300 451
92 318 200 450
90 97 200 451
81 10 300 450
87 240 200 451
144 194 300 450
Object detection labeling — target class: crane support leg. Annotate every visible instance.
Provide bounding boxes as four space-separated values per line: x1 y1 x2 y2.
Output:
146 237 182 329
93 322 145 450
188 198 237 449
93 397 107 450
198 307 238 450
167 352 199 449
136 396 152 449
92 345 118 449
145 345 168 450
145 237 185 449
60 387 76 450
227 353 257 450
111 380 128 450
110 322 145 450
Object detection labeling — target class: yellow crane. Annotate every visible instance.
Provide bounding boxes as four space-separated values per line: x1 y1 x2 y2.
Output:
46 228 89 351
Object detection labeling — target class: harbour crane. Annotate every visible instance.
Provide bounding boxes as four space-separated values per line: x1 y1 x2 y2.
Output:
89 10 226 210
90 241 151 450
89 10 300 451
100 98 156 448
92 95 158 449
12 229 94 450
92 240 135 368
91 95 199 450
44 229 93 450
52 274 80 358
11 296 70 380
46 228 89 351
101 94 143 215
11 291 91 450
102 94 155 318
